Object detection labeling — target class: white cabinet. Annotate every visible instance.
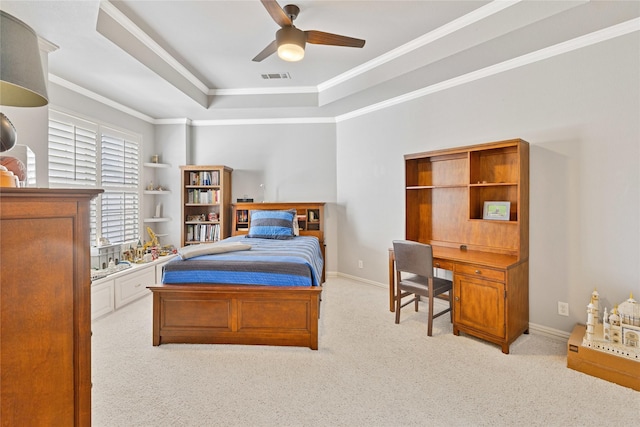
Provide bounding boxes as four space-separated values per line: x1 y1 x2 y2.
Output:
91 279 115 320
91 255 176 321
115 267 155 309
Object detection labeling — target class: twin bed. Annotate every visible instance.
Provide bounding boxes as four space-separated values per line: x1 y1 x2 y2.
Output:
148 203 325 350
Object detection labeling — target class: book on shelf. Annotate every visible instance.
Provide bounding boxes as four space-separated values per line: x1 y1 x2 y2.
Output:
186 224 220 242
237 210 249 223
188 170 220 186
187 189 220 204
186 223 221 243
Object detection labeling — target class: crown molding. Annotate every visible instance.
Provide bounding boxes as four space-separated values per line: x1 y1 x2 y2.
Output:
38 36 59 53
318 0 521 92
211 86 318 96
99 0 209 95
49 74 155 123
336 17 640 123
154 118 192 125
54 14 639 126
190 117 335 126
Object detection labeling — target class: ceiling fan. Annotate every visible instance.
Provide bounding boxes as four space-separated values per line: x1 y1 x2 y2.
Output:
253 0 366 62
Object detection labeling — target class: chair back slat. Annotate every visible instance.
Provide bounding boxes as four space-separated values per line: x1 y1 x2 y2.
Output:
392 240 434 278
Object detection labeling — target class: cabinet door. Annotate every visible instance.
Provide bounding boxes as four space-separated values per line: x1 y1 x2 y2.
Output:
115 267 155 308
91 279 115 320
454 275 505 339
1 216 77 425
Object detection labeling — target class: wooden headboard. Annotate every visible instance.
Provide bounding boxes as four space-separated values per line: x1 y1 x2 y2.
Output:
231 202 325 242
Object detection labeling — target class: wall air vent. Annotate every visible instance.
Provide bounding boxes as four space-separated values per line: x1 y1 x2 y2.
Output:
261 72 291 80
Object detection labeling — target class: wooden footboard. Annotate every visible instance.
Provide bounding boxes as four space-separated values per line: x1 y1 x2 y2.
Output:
147 284 322 350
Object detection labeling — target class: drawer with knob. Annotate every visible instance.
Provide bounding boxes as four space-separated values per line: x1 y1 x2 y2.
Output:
455 263 505 282
433 258 454 271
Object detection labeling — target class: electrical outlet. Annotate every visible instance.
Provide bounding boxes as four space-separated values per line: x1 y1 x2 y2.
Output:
358 260 363 269
558 301 569 316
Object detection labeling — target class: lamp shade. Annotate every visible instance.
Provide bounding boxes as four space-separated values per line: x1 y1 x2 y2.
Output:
276 27 306 62
0 10 48 107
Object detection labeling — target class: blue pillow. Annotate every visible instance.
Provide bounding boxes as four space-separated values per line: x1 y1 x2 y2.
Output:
246 209 296 239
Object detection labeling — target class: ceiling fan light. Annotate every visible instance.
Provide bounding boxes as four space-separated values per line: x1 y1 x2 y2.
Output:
278 43 304 62
276 27 305 62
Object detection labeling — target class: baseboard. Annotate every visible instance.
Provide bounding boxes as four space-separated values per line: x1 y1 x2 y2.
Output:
335 272 571 343
528 322 571 341
336 272 386 288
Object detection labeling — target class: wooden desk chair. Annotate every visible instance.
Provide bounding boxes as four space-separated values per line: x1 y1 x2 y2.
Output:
392 240 453 336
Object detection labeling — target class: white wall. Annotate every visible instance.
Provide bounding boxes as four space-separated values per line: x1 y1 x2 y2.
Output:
336 33 639 332
31 27 637 335
2 105 48 185
152 123 190 245
168 123 340 272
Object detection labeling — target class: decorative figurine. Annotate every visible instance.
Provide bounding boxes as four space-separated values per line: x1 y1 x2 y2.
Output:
591 288 599 324
582 291 640 361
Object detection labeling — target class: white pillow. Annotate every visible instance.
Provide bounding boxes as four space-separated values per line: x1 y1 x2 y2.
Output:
293 215 300 236
178 241 251 260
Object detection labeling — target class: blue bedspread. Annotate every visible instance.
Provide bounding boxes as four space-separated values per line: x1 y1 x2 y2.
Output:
162 235 324 287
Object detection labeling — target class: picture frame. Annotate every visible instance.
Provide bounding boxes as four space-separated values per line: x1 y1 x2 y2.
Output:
483 201 511 221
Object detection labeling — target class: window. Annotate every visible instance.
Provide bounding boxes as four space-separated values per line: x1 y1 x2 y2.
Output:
48 115 97 186
48 111 141 245
100 129 140 243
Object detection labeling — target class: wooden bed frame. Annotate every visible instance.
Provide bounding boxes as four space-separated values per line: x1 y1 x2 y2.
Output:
148 202 325 350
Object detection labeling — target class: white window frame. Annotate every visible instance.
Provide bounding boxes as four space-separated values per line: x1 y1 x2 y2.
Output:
48 110 142 246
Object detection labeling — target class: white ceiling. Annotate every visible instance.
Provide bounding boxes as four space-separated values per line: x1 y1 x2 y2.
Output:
2 1 639 122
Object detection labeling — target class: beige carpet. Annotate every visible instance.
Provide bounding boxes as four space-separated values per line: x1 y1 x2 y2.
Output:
91 277 638 426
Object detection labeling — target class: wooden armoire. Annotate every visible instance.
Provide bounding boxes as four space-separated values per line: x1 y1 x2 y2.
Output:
1 188 101 426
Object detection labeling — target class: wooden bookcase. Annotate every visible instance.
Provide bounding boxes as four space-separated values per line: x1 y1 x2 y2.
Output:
180 165 233 246
401 138 529 353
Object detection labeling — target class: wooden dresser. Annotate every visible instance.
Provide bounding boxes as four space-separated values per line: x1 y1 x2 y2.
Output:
1 188 101 426
389 139 529 354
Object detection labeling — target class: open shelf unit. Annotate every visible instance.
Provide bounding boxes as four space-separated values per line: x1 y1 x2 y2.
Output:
143 160 172 224
405 139 528 255
180 165 233 246
232 202 324 241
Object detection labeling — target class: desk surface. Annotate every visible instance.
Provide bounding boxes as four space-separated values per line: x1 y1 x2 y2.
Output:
388 246 524 312
389 246 520 269
431 246 520 270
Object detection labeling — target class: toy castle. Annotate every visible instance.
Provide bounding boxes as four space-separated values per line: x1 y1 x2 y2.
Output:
583 289 640 361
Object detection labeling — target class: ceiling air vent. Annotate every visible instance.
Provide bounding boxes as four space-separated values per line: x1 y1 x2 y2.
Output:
261 72 291 80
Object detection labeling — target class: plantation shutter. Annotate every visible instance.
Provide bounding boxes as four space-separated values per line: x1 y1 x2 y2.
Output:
100 129 140 243
48 116 97 186
48 111 141 245
48 113 98 243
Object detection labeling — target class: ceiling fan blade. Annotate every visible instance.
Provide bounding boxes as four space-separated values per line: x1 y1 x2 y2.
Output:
252 40 278 62
260 0 292 27
305 30 365 48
